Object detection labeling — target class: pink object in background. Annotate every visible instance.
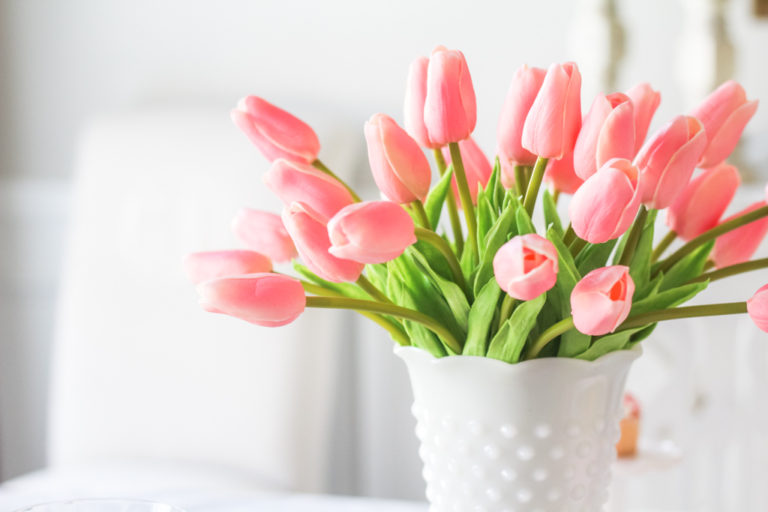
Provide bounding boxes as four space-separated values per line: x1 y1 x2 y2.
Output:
634 115 707 210
282 202 364 283
666 164 741 241
625 83 661 154
544 151 583 195
441 137 492 205
711 201 768 269
183 250 272 285
747 284 768 333
521 62 582 160
569 158 641 244
497 65 547 167
493 234 559 301
232 208 298 263
571 266 635 336
423 46 477 145
328 201 416 264
231 96 320 164
404 56 440 149
691 80 759 168
197 273 306 327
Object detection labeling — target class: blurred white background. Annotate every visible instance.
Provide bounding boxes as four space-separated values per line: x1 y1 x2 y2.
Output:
1 0 768 510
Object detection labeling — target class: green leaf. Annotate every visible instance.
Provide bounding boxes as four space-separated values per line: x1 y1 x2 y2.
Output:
542 190 563 236
413 239 453 281
424 165 454 230
293 262 370 300
491 158 505 211
474 202 518 295
575 327 646 361
387 273 446 357
487 294 546 363
364 263 389 295
463 279 503 356
477 188 495 244
660 241 714 291
575 239 618 276
628 221 655 294
516 205 536 235
627 322 657 347
631 280 709 316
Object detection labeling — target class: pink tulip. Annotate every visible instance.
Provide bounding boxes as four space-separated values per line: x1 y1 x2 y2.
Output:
441 137 493 204
264 159 354 221
569 158 642 243
747 284 768 333
493 234 559 300
625 83 661 154
711 201 768 269
197 273 306 327
404 56 440 149
666 164 741 241
423 46 477 145
231 208 298 263
544 151 584 195
282 202 364 283
521 62 582 160
231 96 320 164
634 115 707 209
498 148 516 190
571 266 635 336
328 201 416 263
573 93 635 180
691 81 759 168
364 113 432 203
184 250 272 285
497 65 547 167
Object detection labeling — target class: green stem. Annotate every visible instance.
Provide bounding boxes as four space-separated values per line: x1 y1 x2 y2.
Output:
415 227 468 297
514 165 527 197
312 159 362 202
656 205 768 275
552 189 561 206
523 157 549 217
525 317 574 360
569 236 587 258
563 223 576 246
651 230 677 263
433 149 464 256
449 142 478 257
411 200 431 229
356 275 391 303
497 294 517 331
618 206 648 267
689 257 768 283
305 296 462 353
619 302 747 330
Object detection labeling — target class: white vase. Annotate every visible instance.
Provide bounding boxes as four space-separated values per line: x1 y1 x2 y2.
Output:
396 345 641 512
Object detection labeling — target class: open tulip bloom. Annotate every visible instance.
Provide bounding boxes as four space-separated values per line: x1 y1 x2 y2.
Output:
190 46 768 364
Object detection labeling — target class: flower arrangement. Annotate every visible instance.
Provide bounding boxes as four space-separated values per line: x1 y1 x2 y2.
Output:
187 46 768 363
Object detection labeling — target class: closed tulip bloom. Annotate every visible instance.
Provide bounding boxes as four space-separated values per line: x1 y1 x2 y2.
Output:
231 208 298 263
544 151 584 195
498 147 516 190
497 65 547 167
573 93 635 180
570 158 642 243
231 96 320 164
441 137 493 204
328 201 416 263
625 83 661 154
521 62 582 159
365 113 432 203
282 202 364 283
423 46 477 145
264 159 354 221
747 284 768 333
493 234 559 301
691 81 759 168
184 250 272 285
404 56 440 149
711 201 768 269
571 266 635 336
666 164 741 241
634 115 707 209
197 273 306 327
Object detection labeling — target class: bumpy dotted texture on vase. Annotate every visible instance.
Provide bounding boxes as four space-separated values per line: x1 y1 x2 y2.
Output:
411 404 622 512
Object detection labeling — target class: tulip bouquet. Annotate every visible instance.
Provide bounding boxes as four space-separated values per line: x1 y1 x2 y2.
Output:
187 46 768 364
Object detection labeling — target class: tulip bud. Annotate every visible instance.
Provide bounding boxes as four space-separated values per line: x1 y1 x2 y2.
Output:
493 234 559 301
282 202 364 283
184 250 272 285
364 113 432 203
264 159 354 221
747 284 768 333
231 96 320 164
573 93 635 180
404 57 440 149
571 266 635 336
544 151 584 195
625 83 661 154
666 164 741 241
197 273 306 327
231 208 298 263
521 62 582 159
497 65 547 167
327 201 416 264
423 46 477 145
711 201 768 269
441 137 493 204
569 158 642 244
634 115 707 210
691 81 759 168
